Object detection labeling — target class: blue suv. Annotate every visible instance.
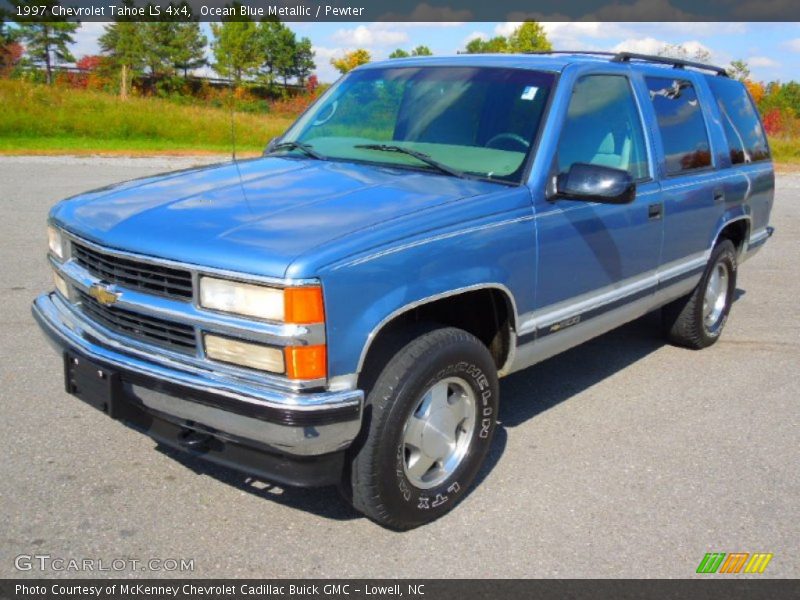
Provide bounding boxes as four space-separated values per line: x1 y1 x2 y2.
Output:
33 52 774 529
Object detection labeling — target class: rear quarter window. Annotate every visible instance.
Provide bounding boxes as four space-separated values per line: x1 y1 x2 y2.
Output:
706 77 771 165
645 77 712 176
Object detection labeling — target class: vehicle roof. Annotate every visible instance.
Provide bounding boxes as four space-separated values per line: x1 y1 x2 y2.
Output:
362 53 730 81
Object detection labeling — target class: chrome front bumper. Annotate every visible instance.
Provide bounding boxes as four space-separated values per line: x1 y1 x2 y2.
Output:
32 292 363 458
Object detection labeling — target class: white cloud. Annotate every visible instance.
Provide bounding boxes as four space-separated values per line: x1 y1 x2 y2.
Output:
783 38 800 52
312 46 345 84
494 22 522 37
611 37 714 61
331 25 408 47
748 56 778 67
462 31 488 46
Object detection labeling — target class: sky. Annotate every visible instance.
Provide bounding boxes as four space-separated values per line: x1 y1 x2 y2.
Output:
70 21 800 84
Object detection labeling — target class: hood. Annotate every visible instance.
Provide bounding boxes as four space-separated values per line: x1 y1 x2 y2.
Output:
52 157 500 278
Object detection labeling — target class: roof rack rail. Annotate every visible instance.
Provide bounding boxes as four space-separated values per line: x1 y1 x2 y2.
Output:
525 50 729 77
611 51 729 76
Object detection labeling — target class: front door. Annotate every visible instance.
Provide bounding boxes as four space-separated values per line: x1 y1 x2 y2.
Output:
530 73 662 341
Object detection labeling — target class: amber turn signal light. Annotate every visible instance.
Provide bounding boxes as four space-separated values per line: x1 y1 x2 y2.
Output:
284 345 327 380
284 286 325 324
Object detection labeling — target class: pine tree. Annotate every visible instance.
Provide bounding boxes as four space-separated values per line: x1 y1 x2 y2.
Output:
99 16 145 99
172 21 207 77
13 0 78 85
211 19 261 84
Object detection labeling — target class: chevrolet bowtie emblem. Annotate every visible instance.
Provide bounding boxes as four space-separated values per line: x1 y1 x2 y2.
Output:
88 283 120 306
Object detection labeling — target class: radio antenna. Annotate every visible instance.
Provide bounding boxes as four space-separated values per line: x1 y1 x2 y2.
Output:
227 67 252 210
229 75 237 161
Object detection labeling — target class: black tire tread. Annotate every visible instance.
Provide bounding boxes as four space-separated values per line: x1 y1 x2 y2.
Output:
663 239 736 349
350 325 493 530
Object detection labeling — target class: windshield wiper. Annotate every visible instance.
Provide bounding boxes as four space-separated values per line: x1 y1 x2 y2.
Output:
354 144 466 179
267 141 325 160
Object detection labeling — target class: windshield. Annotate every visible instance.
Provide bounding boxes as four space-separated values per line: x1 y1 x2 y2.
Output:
280 66 555 183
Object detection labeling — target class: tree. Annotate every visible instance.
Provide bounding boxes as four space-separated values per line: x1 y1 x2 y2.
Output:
728 59 750 82
658 43 712 64
99 18 145 99
293 37 315 86
140 22 183 79
1 9 22 73
331 48 370 74
211 19 261 84
464 22 551 54
465 36 508 54
258 20 295 88
507 22 552 53
390 46 431 59
13 0 78 84
172 22 207 77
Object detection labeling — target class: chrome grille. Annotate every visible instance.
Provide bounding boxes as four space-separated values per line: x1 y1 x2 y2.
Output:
77 290 196 354
73 243 193 300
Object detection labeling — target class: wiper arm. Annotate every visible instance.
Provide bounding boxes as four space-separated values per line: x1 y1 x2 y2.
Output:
267 141 325 160
354 144 466 178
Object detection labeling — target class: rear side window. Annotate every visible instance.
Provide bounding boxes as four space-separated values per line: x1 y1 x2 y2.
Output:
556 75 649 180
646 77 712 175
707 77 770 164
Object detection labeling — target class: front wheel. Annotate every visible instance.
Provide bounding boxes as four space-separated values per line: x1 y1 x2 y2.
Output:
663 239 737 349
347 326 499 530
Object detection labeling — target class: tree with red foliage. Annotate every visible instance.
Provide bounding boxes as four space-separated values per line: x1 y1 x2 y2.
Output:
1 41 22 74
76 55 102 72
762 108 783 136
305 74 318 95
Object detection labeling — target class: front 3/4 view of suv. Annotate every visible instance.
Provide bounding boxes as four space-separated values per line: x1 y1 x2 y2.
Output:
33 52 774 529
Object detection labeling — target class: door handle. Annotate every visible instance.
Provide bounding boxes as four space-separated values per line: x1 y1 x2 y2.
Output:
713 187 725 203
648 203 663 220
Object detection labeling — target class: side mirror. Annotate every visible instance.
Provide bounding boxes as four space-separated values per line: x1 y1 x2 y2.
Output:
548 163 636 204
263 137 281 156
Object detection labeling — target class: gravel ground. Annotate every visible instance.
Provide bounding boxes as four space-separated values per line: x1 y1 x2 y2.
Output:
0 156 797 578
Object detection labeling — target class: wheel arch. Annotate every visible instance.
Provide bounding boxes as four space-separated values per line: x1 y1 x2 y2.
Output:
355 283 519 381
711 211 751 257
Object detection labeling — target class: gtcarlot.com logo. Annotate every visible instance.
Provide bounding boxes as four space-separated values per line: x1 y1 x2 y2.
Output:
696 552 773 574
14 554 195 573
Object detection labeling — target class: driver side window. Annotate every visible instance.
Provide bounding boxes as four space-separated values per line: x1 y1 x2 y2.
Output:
557 75 649 180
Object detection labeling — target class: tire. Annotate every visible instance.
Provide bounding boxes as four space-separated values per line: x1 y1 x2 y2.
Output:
347 325 499 530
663 239 737 349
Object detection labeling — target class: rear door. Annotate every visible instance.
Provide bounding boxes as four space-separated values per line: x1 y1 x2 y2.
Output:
641 74 723 279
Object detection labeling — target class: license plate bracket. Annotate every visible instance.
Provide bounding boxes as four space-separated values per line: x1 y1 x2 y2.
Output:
63 352 122 418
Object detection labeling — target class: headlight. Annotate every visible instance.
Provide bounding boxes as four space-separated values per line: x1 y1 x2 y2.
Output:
204 334 285 373
48 225 64 260
199 276 324 324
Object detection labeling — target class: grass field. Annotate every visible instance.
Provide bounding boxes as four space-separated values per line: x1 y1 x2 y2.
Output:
0 79 293 155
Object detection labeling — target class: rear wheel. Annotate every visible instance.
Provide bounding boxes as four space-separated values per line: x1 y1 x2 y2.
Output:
663 239 737 349
346 325 499 530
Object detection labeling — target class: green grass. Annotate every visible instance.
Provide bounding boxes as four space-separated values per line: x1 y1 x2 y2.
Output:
0 79 294 155
768 137 800 164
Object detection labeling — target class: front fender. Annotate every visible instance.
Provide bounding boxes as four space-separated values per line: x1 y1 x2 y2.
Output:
318 207 537 379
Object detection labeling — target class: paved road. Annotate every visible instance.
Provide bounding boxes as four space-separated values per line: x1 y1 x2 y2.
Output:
1 156 797 578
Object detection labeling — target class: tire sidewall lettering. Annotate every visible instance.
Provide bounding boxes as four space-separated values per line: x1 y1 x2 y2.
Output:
392 359 495 512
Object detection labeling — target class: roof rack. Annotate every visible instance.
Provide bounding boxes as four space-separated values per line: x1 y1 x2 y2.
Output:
526 50 729 77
